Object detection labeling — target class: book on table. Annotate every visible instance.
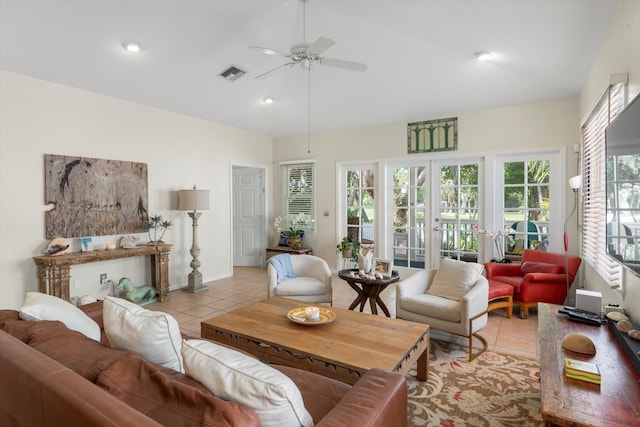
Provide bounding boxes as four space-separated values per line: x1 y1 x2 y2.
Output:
565 358 601 384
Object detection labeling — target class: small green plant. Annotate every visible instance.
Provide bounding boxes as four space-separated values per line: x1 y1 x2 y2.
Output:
336 236 361 260
145 214 172 243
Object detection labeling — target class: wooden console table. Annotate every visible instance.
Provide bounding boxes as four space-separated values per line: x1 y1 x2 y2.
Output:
265 246 313 260
538 303 640 426
33 244 172 302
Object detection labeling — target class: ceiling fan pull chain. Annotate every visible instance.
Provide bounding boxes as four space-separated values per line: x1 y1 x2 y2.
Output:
302 0 307 44
307 67 311 154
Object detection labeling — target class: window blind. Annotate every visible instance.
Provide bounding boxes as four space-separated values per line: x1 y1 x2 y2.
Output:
282 162 315 229
581 83 625 288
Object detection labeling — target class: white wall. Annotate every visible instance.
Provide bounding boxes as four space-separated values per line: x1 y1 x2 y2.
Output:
578 0 640 322
272 97 580 270
0 70 272 309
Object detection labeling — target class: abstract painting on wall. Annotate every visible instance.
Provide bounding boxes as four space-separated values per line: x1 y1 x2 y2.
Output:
407 117 458 154
44 154 148 238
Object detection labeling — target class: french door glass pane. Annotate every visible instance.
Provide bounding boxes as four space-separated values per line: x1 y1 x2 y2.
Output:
503 160 550 254
392 166 426 268
439 163 480 262
346 169 375 245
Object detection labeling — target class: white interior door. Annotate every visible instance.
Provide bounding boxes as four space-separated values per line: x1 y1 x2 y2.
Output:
232 167 264 266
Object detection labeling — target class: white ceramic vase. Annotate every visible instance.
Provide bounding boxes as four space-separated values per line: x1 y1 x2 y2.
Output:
358 248 374 274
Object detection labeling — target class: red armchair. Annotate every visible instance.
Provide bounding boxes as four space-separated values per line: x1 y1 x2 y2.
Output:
484 249 582 319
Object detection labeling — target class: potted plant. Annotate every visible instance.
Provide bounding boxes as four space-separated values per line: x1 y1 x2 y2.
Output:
336 236 361 261
145 214 172 244
274 213 312 249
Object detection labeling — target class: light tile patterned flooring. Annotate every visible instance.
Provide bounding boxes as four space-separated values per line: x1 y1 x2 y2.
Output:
145 267 539 359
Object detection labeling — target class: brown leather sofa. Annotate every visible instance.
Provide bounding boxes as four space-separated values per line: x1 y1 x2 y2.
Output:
0 302 407 427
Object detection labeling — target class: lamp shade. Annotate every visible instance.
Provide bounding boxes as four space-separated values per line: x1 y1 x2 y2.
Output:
179 187 210 211
569 175 582 190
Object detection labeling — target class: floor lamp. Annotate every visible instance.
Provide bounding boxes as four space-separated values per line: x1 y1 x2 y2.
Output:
179 185 210 293
564 175 582 306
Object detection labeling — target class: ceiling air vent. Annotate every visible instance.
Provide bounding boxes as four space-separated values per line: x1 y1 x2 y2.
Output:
218 65 246 82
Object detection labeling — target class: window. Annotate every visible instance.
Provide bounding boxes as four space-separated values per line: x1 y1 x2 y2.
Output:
282 161 315 230
392 166 426 267
503 160 550 254
437 163 481 262
606 151 640 261
345 168 375 245
582 82 625 288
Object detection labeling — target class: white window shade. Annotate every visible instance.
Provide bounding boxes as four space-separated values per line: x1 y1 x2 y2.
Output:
581 83 625 288
282 162 315 229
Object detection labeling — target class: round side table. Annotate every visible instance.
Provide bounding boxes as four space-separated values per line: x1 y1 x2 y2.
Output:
338 269 400 317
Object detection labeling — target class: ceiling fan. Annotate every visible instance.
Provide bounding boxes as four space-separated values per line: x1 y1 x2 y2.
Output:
248 0 367 80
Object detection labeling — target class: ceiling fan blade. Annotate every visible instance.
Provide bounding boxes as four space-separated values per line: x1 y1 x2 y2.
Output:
255 62 295 80
247 46 290 57
308 37 335 56
320 57 367 72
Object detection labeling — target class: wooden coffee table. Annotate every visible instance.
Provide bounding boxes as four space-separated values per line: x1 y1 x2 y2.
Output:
201 297 430 385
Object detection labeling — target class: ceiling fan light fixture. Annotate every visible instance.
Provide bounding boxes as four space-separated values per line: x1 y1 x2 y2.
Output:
474 50 493 61
122 41 141 53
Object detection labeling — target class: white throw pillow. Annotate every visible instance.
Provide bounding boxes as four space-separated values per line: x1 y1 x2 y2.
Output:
103 296 183 373
19 292 101 341
182 339 314 427
427 258 483 301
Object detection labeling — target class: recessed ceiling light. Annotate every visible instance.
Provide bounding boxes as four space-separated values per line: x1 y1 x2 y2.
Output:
263 97 274 105
474 51 493 61
123 41 141 53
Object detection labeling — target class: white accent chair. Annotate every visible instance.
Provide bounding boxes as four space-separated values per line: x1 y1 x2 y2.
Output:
396 260 488 361
267 255 333 304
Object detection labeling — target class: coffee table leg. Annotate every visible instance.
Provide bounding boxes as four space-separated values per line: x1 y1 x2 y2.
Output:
416 345 429 381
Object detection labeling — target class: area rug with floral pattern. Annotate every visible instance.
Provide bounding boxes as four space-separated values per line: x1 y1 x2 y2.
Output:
406 340 543 426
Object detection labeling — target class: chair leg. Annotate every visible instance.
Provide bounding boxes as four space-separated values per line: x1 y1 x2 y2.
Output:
467 311 488 362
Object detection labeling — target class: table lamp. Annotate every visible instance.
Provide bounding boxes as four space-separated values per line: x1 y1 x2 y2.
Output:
179 185 210 293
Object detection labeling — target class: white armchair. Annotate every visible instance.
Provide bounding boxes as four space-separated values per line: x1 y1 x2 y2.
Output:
396 260 488 361
267 255 332 304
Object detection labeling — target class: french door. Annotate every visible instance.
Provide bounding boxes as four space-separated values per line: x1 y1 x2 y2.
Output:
432 161 483 265
338 149 562 273
389 159 483 271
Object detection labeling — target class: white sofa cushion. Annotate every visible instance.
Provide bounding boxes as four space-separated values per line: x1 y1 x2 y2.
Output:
275 277 327 296
400 294 461 323
19 292 101 341
427 258 483 301
182 339 314 427
103 297 183 373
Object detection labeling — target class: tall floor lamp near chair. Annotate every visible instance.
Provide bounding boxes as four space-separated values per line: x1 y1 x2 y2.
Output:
179 185 210 293
564 175 582 305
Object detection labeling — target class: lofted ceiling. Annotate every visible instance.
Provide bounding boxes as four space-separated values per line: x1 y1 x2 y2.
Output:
0 0 620 138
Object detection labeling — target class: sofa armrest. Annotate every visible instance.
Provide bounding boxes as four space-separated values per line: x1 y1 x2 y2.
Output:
317 369 407 427
461 275 489 316
267 263 278 297
484 263 521 278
